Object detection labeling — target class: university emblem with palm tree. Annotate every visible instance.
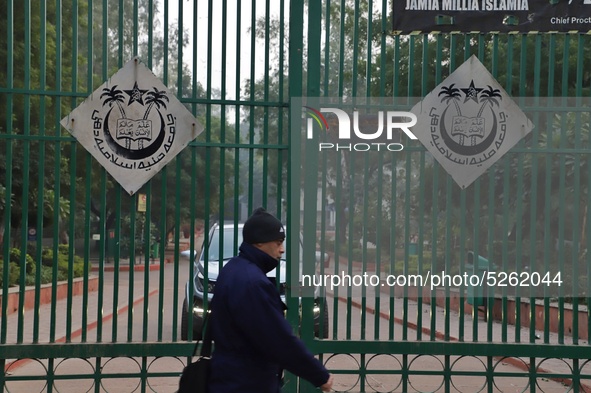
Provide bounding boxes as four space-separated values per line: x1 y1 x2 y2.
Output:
431 79 507 166
100 82 172 161
61 58 202 195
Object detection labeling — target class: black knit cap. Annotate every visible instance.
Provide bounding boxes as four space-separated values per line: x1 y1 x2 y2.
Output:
242 207 286 244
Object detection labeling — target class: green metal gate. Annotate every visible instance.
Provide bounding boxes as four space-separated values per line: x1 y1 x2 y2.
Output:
291 1 591 393
1 0 591 392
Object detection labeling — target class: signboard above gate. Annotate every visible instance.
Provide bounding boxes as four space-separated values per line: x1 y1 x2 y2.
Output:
61 58 203 196
393 0 591 34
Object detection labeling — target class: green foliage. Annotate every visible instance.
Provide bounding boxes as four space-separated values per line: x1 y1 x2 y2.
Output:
1 245 86 288
0 261 21 288
119 214 159 258
9 248 35 275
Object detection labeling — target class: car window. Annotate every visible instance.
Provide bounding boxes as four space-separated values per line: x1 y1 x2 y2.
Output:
201 226 289 262
201 228 239 261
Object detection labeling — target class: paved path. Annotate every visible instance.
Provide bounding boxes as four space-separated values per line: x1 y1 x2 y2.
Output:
1 254 581 392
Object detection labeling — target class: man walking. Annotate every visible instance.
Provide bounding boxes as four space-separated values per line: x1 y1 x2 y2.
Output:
209 207 333 392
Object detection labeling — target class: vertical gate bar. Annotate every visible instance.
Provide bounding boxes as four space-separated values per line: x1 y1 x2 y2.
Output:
364 0 373 99
276 0 286 225
333 0 345 341
500 133 511 344
118 0 124 64
472 179 481 343
128 196 137 342
286 0 304 387
185 0 198 342
334 152 342 339
163 0 169 82
587 35 591 347
127 0 141 343
233 0 242 241
364 0 374 341
159 1 172 342
338 0 345 96
186 149 195 342
171 159 181 341
417 149 426 341
403 35 415 343
444 355 451 393
97 170 107 342
66 0 80 343
446 33 464 343
82 150 92 343
218 0 228 227
469 34 484 344
261 0 270 209
142 189 152 342
67 143 77 342
140 356 148 393
133 0 139 55
527 34 542 346
543 34 556 343
486 144 495 343
504 33 518 343
514 34 529 347
319 121 329 340
82 0 94 344
50 0 63 344
47 357 54 393
465 40 479 350
303 0 322 346
433 33 448 341
403 146 411 342
417 34 429 341
459 181 467 341
388 4 400 341
101 0 108 82
148 0 154 67
375 151 383 340
361 152 369 341
346 151 355 340
557 34 572 345
324 0 331 97
485 32 498 344
571 34 585 345
34 0 49 344
202 0 214 316
112 187 122 342
351 0 360 97
374 1 385 338
588 106 591 346
421 33 438 342
159 166 168 342
344 5 355 342
16 0 32 345
0 0 13 347
247 0 256 212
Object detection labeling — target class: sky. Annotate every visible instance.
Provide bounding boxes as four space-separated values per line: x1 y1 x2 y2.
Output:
163 0 285 99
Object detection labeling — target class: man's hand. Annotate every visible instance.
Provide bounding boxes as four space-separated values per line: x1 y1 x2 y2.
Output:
320 374 334 392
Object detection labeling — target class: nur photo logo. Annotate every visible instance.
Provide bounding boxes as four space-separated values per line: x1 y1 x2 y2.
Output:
303 104 418 152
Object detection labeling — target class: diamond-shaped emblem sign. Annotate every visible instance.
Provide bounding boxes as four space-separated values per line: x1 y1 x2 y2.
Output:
61 58 203 195
410 55 534 189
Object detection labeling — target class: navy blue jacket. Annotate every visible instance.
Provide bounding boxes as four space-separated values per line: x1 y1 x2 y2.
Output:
208 242 329 393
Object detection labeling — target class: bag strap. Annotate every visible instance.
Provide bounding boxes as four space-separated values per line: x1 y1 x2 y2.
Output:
191 300 214 358
200 312 213 357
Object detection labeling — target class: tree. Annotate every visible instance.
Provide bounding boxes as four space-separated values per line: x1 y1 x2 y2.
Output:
0 0 83 247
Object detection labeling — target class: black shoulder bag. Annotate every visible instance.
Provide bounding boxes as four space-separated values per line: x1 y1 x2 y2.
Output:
178 311 213 393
